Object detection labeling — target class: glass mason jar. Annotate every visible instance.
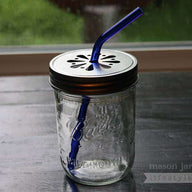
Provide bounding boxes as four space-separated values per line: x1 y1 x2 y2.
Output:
49 49 137 185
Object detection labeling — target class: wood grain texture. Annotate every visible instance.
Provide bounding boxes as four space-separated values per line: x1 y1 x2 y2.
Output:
0 49 192 75
0 72 192 191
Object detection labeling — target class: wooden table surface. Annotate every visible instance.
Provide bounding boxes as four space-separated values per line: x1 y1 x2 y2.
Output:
0 72 191 192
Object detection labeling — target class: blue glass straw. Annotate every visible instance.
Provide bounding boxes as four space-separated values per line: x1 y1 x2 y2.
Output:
68 96 90 171
68 7 143 172
90 7 143 67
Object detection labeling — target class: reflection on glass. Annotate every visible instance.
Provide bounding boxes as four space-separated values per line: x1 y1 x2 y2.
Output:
63 171 136 192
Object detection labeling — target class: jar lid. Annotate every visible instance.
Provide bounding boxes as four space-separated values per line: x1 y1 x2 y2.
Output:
49 49 137 95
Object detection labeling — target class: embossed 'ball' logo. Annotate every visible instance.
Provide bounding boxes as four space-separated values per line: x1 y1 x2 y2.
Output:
67 54 120 71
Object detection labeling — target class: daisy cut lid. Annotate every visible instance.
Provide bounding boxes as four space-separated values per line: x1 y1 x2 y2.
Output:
49 49 138 95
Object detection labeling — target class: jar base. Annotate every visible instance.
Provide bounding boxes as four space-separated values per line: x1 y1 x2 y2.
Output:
66 172 128 186
61 158 131 186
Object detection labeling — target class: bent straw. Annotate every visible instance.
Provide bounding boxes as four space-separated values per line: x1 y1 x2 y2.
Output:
68 8 143 172
90 7 143 67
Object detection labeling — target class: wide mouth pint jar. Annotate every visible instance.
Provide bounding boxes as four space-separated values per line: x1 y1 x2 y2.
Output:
49 49 137 186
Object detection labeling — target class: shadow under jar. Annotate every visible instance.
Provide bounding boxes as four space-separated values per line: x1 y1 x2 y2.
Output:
49 49 137 186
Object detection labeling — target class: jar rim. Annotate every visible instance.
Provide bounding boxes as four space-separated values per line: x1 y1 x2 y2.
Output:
49 49 137 95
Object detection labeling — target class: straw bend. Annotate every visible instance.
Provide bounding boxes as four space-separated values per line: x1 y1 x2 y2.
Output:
90 7 143 64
